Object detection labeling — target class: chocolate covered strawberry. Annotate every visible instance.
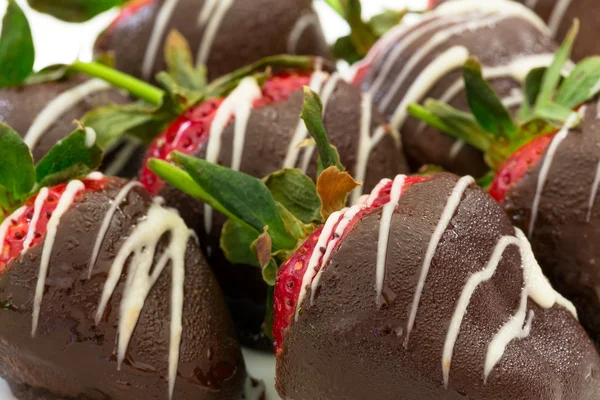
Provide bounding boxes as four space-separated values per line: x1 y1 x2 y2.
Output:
411 25 600 346
430 0 599 61
95 0 330 82
0 123 247 399
350 0 558 177
149 95 600 399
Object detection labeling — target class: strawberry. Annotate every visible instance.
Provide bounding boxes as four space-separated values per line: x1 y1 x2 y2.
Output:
488 133 555 202
0 178 109 272
139 72 312 195
272 175 428 353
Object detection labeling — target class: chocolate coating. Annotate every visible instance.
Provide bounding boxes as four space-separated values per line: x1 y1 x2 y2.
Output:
160 78 410 349
357 8 556 177
95 0 330 82
515 0 598 61
277 173 600 399
504 102 600 347
0 179 245 399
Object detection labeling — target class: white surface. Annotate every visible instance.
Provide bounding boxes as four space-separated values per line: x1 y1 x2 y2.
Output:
0 1 425 399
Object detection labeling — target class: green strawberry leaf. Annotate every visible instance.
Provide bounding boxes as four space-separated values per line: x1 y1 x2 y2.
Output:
164 30 207 92
332 35 364 65
82 100 175 149
263 169 321 224
535 20 578 110
517 67 547 122
463 57 518 140
147 158 230 218
301 87 344 172
408 101 491 152
555 57 600 109
344 0 378 56
368 9 407 37
533 101 578 125
35 125 103 188
0 123 35 202
0 0 35 88
220 219 261 267
27 0 128 22
275 202 313 241
169 152 297 251
324 0 344 17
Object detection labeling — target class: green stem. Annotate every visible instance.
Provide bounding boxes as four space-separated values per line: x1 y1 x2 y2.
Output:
71 61 165 105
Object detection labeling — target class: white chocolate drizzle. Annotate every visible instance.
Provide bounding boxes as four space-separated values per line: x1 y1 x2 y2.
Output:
87 181 142 279
529 109 582 237
196 0 234 67
365 178 391 207
295 209 343 321
32 180 85 337
95 199 191 400
142 0 179 80
203 77 262 234
587 161 600 223
375 175 406 307
547 0 572 37
287 12 321 54
84 127 97 148
21 188 49 256
404 175 475 347
24 79 111 149
391 46 470 130
0 206 26 249
310 204 365 305
86 171 105 181
351 91 400 205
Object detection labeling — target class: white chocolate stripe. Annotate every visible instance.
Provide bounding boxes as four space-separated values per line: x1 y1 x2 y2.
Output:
404 175 475 347
529 109 582 237
95 200 191 400
24 79 111 149
203 77 262 234
391 46 470 130
287 13 321 54
87 181 142 279
295 210 343 321
142 0 180 80
375 175 405 307
366 178 391 207
0 207 26 250
548 0 572 37
586 161 600 223
196 0 234 67
84 127 97 148
283 65 327 170
21 188 49 255
380 14 505 113
32 180 85 337
310 205 364 304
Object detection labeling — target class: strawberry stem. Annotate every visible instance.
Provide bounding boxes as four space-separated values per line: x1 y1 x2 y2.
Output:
71 61 165 105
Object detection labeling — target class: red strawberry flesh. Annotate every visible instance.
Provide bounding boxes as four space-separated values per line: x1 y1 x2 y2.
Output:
107 0 157 32
139 72 312 194
0 178 110 272
273 175 429 353
489 133 555 203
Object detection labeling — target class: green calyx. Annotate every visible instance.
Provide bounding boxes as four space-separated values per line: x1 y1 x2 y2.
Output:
148 88 359 337
409 20 600 171
0 121 104 221
326 0 410 64
73 30 322 152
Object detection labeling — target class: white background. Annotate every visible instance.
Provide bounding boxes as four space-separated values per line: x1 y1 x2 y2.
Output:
0 0 426 399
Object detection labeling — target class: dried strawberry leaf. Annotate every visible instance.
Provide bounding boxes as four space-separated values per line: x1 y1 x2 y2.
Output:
317 166 360 220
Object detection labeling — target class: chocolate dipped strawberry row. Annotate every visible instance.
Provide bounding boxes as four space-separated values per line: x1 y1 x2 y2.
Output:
149 92 600 399
352 0 559 177
95 0 329 82
411 26 600 346
81 40 408 347
0 125 248 399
